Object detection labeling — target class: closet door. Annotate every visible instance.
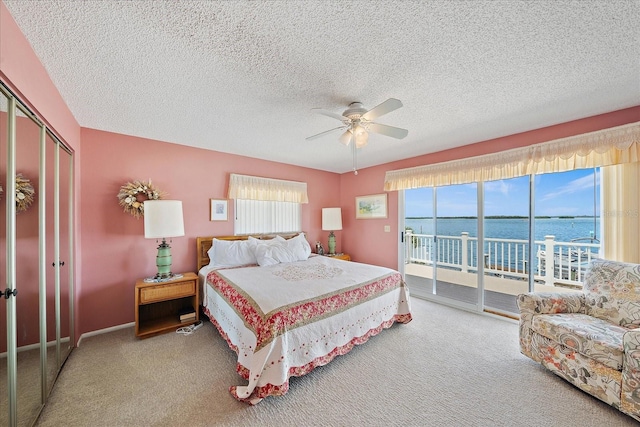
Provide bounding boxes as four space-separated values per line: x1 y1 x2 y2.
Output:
0 84 75 426
15 102 44 425
45 131 74 387
57 140 73 366
0 85 9 427
44 131 57 394
1 94 44 426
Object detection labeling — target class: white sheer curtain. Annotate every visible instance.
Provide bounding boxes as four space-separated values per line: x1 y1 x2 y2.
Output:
601 163 640 263
227 174 308 203
384 122 640 190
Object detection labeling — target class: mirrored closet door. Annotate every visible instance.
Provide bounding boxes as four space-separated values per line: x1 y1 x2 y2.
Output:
0 85 11 427
1 82 75 427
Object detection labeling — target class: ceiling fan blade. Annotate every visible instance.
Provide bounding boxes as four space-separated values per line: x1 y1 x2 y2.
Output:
311 108 349 122
362 98 403 121
367 122 408 139
339 130 352 146
306 126 347 141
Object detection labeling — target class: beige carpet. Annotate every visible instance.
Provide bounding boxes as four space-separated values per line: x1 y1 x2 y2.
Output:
34 298 635 426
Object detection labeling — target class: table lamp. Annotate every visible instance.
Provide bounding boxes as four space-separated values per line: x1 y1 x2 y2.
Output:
322 207 342 255
144 200 185 280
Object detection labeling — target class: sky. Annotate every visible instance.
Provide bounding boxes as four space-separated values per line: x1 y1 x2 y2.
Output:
405 168 600 217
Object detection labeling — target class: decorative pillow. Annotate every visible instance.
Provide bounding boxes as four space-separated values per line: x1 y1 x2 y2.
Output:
208 238 257 267
254 233 311 266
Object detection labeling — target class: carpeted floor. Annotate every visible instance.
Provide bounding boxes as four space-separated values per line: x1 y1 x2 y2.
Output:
34 298 635 426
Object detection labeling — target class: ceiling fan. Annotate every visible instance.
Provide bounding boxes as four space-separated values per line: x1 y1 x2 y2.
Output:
306 98 408 148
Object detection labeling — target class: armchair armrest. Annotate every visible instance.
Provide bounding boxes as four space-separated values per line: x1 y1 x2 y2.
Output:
623 329 640 370
622 329 640 420
516 292 585 360
517 292 586 316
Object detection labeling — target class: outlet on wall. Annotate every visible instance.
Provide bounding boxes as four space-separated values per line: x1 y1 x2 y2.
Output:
384 225 391 232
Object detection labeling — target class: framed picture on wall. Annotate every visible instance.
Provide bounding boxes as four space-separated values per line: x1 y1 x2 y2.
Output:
210 199 228 221
355 193 388 219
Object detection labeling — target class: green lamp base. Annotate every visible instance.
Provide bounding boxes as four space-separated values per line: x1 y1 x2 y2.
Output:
155 239 174 279
328 231 336 255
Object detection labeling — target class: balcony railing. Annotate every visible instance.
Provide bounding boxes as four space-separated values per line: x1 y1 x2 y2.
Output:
404 232 600 288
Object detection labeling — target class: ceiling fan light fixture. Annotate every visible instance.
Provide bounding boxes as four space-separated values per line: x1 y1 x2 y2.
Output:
354 126 369 148
339 129 352 146
306 98 407 172
343 102 368 119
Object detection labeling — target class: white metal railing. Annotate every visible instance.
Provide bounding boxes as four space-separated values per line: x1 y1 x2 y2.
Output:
405 232 600 288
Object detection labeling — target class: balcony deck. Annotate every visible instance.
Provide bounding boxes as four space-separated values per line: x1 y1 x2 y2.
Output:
405 274 520 314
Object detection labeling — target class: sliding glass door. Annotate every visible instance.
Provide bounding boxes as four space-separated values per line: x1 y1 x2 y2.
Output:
403 187 435 299
533 169 600 290
403 185 480 310
482 176 531 316
434 184 479 307
401 168 601 316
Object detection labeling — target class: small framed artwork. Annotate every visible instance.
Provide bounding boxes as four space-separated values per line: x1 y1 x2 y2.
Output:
355 193 388 219
210 199 228 221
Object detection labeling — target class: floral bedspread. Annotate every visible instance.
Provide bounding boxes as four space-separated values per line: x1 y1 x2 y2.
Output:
202 255 412 404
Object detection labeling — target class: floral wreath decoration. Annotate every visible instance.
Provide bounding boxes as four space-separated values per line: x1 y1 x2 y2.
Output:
117 179 165 218
0 173 36 213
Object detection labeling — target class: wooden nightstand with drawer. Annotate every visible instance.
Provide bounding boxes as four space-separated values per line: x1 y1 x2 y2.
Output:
135 272 199 338
325 253 351 261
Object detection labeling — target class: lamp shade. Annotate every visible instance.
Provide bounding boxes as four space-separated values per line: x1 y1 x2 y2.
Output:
144 200 185 239
322 207 343 231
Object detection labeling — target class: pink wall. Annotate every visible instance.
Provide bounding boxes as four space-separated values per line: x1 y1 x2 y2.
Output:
340 106 640 270
1 1 82 344
79 128 341 334
0 2 80 149
2 1 639 338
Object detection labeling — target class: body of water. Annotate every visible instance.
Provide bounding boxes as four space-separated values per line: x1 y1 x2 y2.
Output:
405 217 600 244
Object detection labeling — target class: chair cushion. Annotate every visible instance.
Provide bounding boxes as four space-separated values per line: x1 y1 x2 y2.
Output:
532 312 627 370
583 259 640 329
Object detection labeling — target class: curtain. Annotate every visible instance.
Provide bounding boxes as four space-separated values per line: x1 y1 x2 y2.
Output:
384 122 640 190
601 163 640 263
227 173 309 203
234 199 302 234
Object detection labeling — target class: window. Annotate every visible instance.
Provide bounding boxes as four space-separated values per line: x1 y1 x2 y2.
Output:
227 173 308 235
234 199 301 235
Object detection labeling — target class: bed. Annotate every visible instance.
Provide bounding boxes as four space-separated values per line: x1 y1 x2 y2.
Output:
197 233 412 404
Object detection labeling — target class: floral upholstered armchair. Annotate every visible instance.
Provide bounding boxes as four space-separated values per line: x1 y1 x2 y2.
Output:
517 258 640 422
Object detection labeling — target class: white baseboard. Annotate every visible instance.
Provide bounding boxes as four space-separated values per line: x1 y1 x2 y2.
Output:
2 323 136 356
77 322 135 347
0 337 71 359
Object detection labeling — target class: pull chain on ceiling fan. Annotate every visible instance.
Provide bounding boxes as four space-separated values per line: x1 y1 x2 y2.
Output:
306 98 408 174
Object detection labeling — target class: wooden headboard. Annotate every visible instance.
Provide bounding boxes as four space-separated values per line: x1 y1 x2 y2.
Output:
196 233 303 271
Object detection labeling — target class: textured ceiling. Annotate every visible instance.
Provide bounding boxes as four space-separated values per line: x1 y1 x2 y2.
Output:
4 0 640 173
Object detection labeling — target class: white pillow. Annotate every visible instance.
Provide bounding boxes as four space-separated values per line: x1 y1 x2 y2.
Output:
254 233 311 266
287 233 311 260
208 238 257 267
248 235 285 246
254 241 296 266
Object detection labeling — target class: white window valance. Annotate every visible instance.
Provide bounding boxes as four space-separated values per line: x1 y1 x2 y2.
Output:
228 173 309 203
384 122 640 191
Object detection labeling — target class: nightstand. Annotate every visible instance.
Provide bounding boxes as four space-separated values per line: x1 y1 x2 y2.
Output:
135 272 199 338
325 253 351 261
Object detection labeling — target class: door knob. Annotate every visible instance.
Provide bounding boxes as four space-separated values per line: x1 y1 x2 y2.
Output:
0 287 18 299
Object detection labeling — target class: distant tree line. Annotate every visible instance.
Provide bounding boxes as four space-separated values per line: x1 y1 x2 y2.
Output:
405 215 598 219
